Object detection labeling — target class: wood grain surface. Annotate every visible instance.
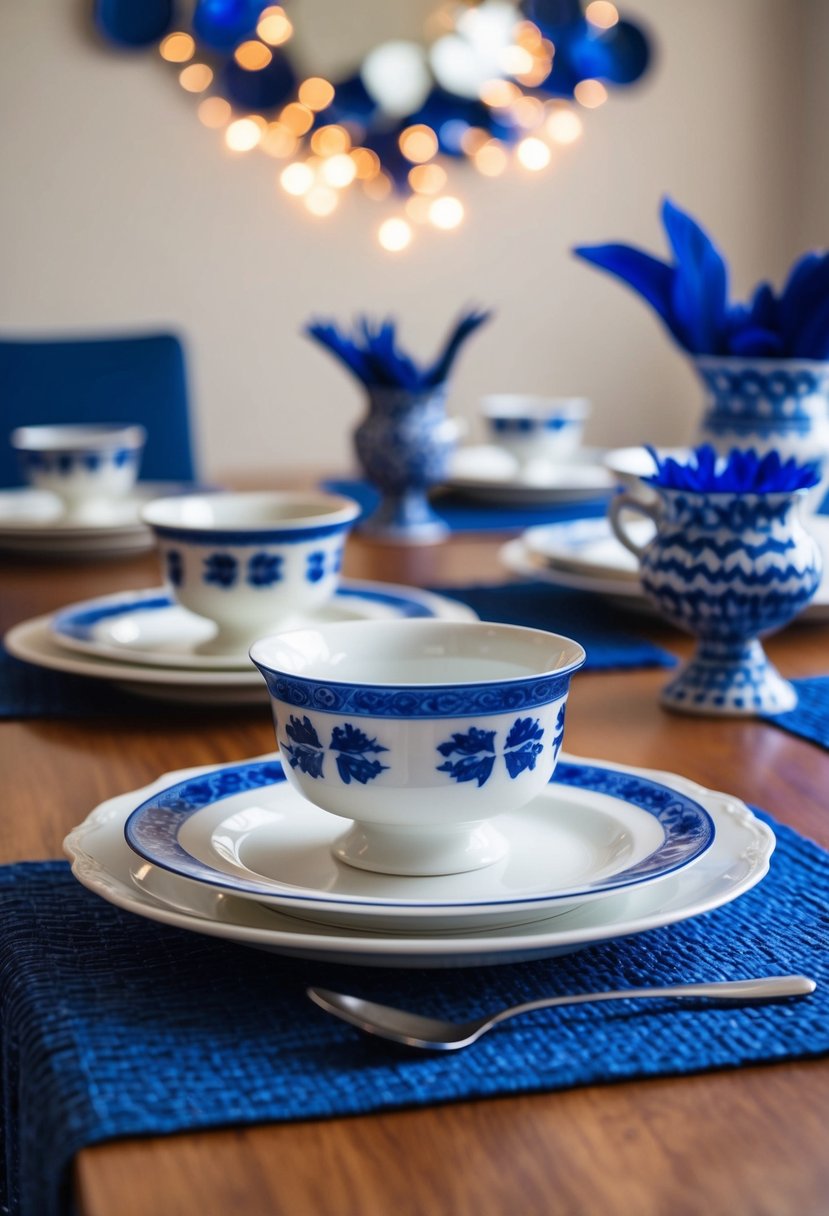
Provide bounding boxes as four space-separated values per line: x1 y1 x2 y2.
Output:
2 516 827 1216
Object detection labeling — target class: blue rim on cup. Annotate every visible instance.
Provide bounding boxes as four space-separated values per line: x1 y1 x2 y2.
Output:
140 491 361 656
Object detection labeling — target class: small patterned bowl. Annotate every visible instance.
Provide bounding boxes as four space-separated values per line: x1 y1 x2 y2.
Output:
141 491 361 655
11 423 146 520
250 619 585 876
481 395 590 466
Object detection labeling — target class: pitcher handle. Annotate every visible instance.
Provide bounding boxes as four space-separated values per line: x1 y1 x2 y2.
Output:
609 491 660 559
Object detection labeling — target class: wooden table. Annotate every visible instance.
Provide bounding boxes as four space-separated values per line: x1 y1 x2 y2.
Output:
2 522 828 1216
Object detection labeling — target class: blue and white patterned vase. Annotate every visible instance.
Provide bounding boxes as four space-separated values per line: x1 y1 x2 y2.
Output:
610 484 822 715
353 385 458 544
693 357 829 511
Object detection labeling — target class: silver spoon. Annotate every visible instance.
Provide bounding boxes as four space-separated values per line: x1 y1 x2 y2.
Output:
307 975 816 1051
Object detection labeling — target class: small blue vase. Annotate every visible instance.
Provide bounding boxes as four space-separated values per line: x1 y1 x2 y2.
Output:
694 357 829 510
353 386 458 544
610 484 823 715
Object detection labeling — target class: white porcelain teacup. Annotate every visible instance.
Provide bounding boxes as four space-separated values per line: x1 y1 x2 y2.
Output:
141 491 361 655
11 423 146 521
481 395 590 468
251 619 585 876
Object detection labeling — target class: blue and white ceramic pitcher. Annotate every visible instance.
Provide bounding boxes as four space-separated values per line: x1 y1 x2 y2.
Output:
610 452 823 715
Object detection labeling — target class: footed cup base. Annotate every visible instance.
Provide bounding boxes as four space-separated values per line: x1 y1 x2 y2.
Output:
332 819 509 876
660 638 797 716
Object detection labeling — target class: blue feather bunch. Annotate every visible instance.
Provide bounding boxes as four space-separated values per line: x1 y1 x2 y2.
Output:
644 444 821 493
574 199 829 359
305 308 491 392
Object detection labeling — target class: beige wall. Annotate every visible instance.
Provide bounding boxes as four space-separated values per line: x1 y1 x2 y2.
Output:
0 1 822 478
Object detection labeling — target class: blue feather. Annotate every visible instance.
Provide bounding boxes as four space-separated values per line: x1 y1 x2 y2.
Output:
660 198 729 354
572 243 683 342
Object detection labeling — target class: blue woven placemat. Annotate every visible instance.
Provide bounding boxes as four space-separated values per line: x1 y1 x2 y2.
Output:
431 580 675 670
0 583 673 718
323 477 611 532
2 808 827 1216
763 676 829 748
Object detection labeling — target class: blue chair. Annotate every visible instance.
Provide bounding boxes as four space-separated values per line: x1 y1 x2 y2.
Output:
0 332 199 487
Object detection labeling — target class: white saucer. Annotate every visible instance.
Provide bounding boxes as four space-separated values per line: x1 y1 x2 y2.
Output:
0 482 199 557
501 517 829 623
64 752 774 968
122 756 715 931
6 581 478 703
50 581 477 671
443 446 614 506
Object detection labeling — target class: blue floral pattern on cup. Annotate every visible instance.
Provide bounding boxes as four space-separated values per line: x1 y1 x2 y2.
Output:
306 551 326 583
247 552 283 587
166 549 184 587
281 715 389 785
437 716 548 787
203 553 238 588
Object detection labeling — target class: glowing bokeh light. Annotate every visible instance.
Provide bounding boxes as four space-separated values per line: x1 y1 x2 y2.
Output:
516 136 551 170
257 7 293 46
311 125 351 156
474 139 508 176
362 41 432 117
305 186 339 216
198 97 231 128
479 79 520 108
159 32 194 63
408 163 447 194
512 96 544 128
320 153 357 188
399 124 439 164
586 2 620 29
280 103 314 136
405 194 433 223
261 122 297 158
378 217 413 251
225 118 263 152
280 162 315 195
350 148 381 179
298 77 335 111
547 107 583 144
235 41 272 71
363 173 392 200
179 63 213 93
574 79 608 108
429 196 464 229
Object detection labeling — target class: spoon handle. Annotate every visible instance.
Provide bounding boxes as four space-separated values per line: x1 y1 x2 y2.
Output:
488 975 816 1029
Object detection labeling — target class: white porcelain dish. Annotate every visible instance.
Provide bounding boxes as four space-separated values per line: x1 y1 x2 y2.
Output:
0 482 200 557
443 445 614 505
64 753 774 968
501 517 829 623
121 755 715 931
50 582 476 671
6 584 478 705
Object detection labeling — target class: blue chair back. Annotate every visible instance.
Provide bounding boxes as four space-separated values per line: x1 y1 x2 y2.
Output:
0 332 198 487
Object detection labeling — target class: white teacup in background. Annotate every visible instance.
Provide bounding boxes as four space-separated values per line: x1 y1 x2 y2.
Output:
141 491 361 655
251 619 585 876
11 423 146 522
481 395 590 468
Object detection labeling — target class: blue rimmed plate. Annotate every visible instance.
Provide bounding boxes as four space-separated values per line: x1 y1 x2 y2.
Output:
50 580 478 671
123 757 715 932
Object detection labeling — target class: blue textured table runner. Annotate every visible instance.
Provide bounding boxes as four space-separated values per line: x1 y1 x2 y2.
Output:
323 477 611 532
763 676 829 748
2 808 827 1216
0 582 674 718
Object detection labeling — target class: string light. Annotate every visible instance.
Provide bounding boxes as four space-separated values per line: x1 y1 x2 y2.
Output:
147 1 649 252
378 218 413 251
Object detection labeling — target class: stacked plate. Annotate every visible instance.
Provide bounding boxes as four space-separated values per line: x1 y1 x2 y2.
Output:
4 580 479 705
0 483 201 558
501 515 829 623
442 446 614 506
64 751 775 968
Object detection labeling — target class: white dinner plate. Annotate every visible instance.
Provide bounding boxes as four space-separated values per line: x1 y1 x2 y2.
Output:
501 516 829 623
442 445 614 506
50 581 477 671
121 756 715 932
64 753 774 968
6 583 477 704
0 482 200 557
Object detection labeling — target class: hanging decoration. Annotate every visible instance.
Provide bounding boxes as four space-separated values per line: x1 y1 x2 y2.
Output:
94 0 651 251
